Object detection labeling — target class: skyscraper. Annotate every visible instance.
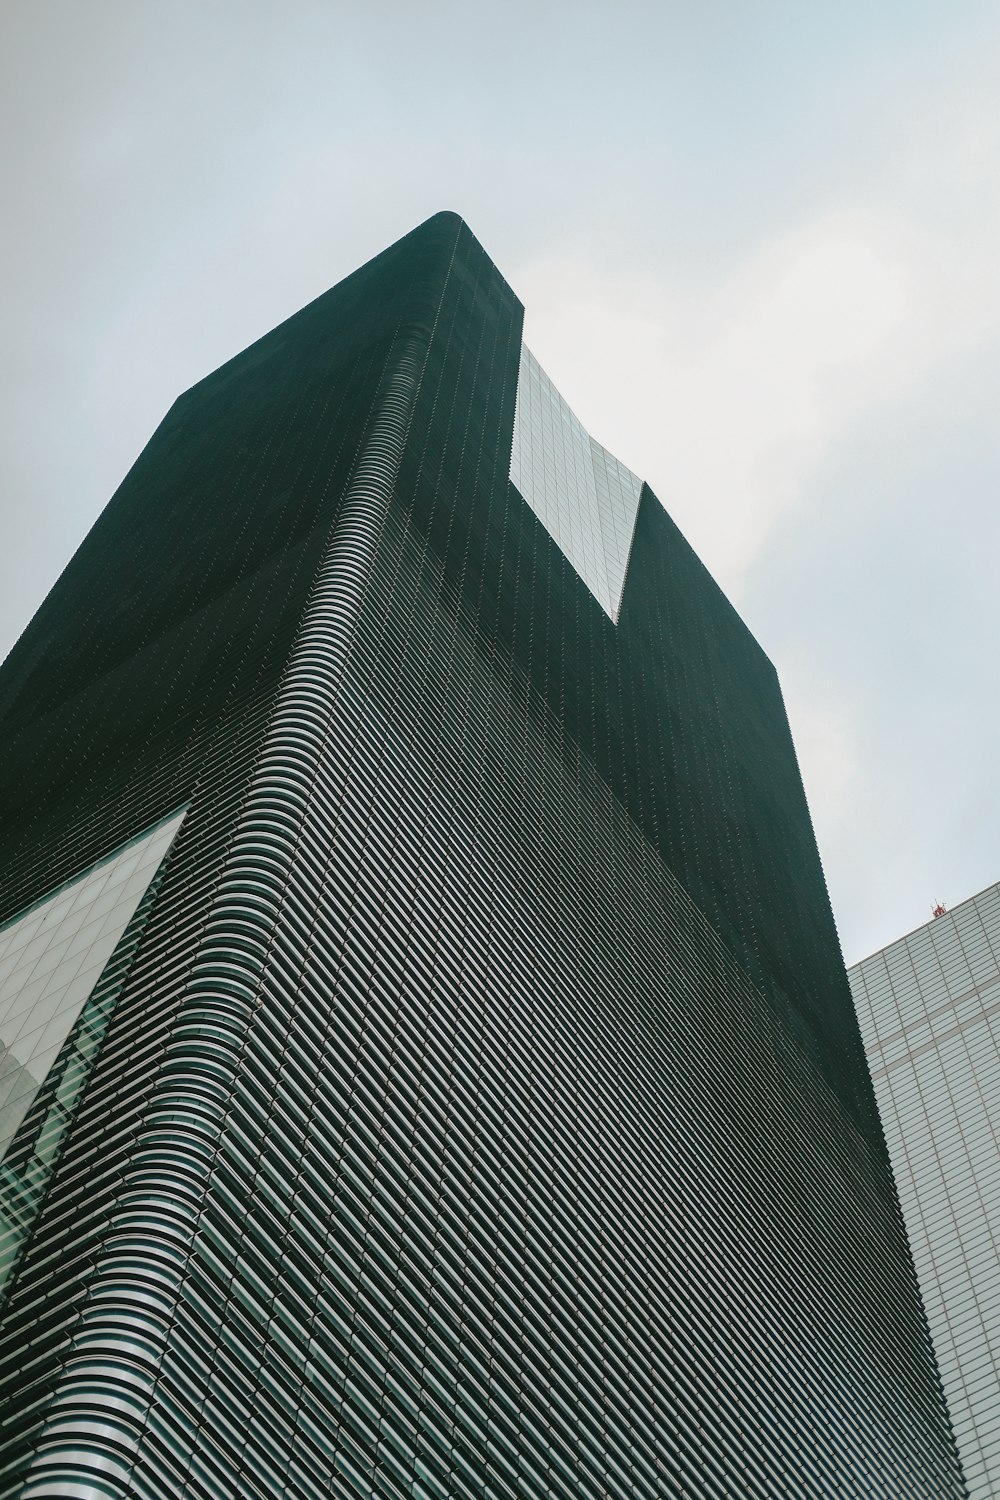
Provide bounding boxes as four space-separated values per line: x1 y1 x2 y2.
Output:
850 883 1000 1499
0 213 963 1497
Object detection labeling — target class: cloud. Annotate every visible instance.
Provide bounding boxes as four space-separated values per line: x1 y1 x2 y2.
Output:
510 69 1000 959
514 53 1000 600
3 0 1000 963
515 218 917 590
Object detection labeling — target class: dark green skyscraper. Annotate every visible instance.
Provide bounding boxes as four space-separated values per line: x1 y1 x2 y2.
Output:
0 215 964 1497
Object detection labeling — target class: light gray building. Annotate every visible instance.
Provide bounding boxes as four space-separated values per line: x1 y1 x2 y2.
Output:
850 883 1000 1499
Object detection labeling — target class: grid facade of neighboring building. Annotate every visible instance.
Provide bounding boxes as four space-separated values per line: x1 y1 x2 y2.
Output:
850 884 1000 1498
0 213 964 1497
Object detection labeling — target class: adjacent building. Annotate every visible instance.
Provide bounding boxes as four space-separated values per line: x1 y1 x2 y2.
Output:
0 213 964 1497
850 884 1000 1498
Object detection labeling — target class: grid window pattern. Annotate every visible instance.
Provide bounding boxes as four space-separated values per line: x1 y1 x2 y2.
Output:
509 345 641 620
0 213 965 1497
851 886 1000 1499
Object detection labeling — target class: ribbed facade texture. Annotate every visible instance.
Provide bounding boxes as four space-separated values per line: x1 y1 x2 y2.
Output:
0 213 964 1497
850 885 1000 1498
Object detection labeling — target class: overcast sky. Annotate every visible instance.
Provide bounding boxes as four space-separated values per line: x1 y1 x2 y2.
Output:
2 0 998 964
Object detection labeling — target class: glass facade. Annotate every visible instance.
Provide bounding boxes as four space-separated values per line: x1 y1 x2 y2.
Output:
0 811 185 1161
0 212 965 1497
508 345 641 619
850 884 1000 1499
0 810 185 1296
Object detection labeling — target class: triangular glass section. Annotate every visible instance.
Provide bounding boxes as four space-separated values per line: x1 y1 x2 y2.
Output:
509 344 642 620
0 809 185 1164
0 809 186 1298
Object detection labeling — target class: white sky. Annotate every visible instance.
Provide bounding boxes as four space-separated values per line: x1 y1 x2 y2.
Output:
2 0 998 964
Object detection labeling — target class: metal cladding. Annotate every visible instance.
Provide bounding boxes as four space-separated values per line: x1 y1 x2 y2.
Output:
0 214 965 1497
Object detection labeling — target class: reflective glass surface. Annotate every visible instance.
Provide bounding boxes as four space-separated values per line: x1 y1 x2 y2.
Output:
0 810 185 1297
0 809 185 1162
509 345 641 619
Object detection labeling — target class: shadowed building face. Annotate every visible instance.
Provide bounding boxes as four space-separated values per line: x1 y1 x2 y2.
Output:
0 213 965 1499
